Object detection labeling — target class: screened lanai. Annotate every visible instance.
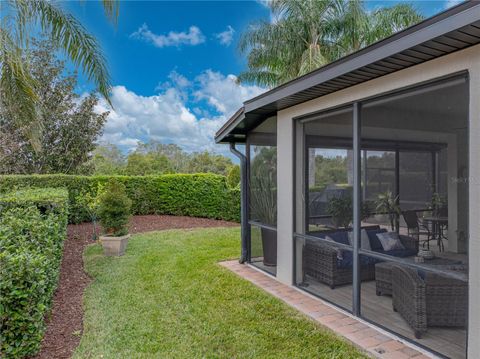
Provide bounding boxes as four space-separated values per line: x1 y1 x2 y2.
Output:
293 73 468 359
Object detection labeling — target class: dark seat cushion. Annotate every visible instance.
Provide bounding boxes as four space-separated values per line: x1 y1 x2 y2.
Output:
376 248 417 258
337 249 417 269
311 230 350 246
337 252 381 269
329 231 349 245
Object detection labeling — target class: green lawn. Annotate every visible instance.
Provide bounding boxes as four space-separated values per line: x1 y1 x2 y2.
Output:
75 227 367 359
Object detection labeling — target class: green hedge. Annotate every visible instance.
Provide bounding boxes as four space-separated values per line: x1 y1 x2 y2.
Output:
0 174 240 223
0 188 69 358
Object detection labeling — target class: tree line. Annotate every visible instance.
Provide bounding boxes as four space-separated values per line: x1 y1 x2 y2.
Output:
89 142 236 177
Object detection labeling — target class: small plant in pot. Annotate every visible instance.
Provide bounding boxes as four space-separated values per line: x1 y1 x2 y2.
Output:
97 180 132 256
428 192 447 217
326 196 353 229
326 195 372 229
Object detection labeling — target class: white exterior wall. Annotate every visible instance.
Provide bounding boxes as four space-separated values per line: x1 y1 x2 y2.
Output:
276 112 294 284
275 44 480 356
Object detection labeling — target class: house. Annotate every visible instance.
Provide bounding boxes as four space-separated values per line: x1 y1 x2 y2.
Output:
216 2 480 358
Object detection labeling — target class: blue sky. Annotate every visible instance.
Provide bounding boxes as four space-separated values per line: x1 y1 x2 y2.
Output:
64 0 461 154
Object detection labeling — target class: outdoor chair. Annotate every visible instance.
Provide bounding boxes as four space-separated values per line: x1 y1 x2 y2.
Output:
402 211 431 249
391 265 467 339
438 206 449 240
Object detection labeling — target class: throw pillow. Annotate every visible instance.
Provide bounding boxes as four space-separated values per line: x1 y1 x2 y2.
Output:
347 229 372 250
367 228 387 250
376 232 405 251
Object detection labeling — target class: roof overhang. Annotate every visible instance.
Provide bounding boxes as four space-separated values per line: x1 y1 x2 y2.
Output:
215 1 480 144
214 107 246 144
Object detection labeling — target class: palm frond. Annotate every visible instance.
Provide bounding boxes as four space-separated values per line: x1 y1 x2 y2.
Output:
0 26 41 151
371 3 424 39
101 0 120 25
28 0 112 105
298 44 328 76
236 70 279 88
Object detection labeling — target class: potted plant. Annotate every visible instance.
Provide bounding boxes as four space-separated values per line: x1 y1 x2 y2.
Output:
97 180 132 256
429 192 447 217
326 195 371 229
326 196 352 228
250 147 277 266
375 190 401 231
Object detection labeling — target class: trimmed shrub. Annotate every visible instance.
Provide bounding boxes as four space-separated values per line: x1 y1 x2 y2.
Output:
97 180 132 236
0 174 240 223
0 187 69 216
0 188 68 358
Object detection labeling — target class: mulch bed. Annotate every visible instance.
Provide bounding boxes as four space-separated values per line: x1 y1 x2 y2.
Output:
33 215 238 359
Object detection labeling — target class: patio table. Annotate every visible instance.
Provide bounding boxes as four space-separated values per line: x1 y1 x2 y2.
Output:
423 216 448 252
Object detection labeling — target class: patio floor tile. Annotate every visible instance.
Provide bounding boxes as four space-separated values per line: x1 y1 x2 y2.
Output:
381 351 411 359
220 260 436 359
381 340 407 352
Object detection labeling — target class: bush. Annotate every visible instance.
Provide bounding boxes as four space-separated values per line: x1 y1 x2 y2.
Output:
0 174 240 223
0 188 68 358
97 180 132 236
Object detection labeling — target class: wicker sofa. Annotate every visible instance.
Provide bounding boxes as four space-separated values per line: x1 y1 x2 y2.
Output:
303 226 418 289
391 265 468 338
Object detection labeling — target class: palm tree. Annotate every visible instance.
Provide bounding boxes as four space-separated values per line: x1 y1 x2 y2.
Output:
238 0 334 86
327 0 423 58
0 0 118 149
238 0 423 87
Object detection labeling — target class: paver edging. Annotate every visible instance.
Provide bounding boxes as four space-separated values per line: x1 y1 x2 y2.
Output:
219 260 436 359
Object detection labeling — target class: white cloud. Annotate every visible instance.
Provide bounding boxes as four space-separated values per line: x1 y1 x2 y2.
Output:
96 70 266 154
194 70 264 117
155 70 191 94
168 70 191 88
130 24 205 48
215 25 235 46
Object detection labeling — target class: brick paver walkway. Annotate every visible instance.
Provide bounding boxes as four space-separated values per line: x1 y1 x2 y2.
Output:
220 260 435 359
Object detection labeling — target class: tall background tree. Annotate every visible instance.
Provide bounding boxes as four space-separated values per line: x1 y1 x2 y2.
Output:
238 0 423 87
0 39 108 174
0 0 117 148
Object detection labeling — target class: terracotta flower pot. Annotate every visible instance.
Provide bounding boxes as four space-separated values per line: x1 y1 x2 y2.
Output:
100 234 130 256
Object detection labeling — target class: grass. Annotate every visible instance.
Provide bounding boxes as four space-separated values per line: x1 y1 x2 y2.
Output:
75 227 367 359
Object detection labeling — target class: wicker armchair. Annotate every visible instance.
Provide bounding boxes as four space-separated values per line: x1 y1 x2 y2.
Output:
392 265 467 339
